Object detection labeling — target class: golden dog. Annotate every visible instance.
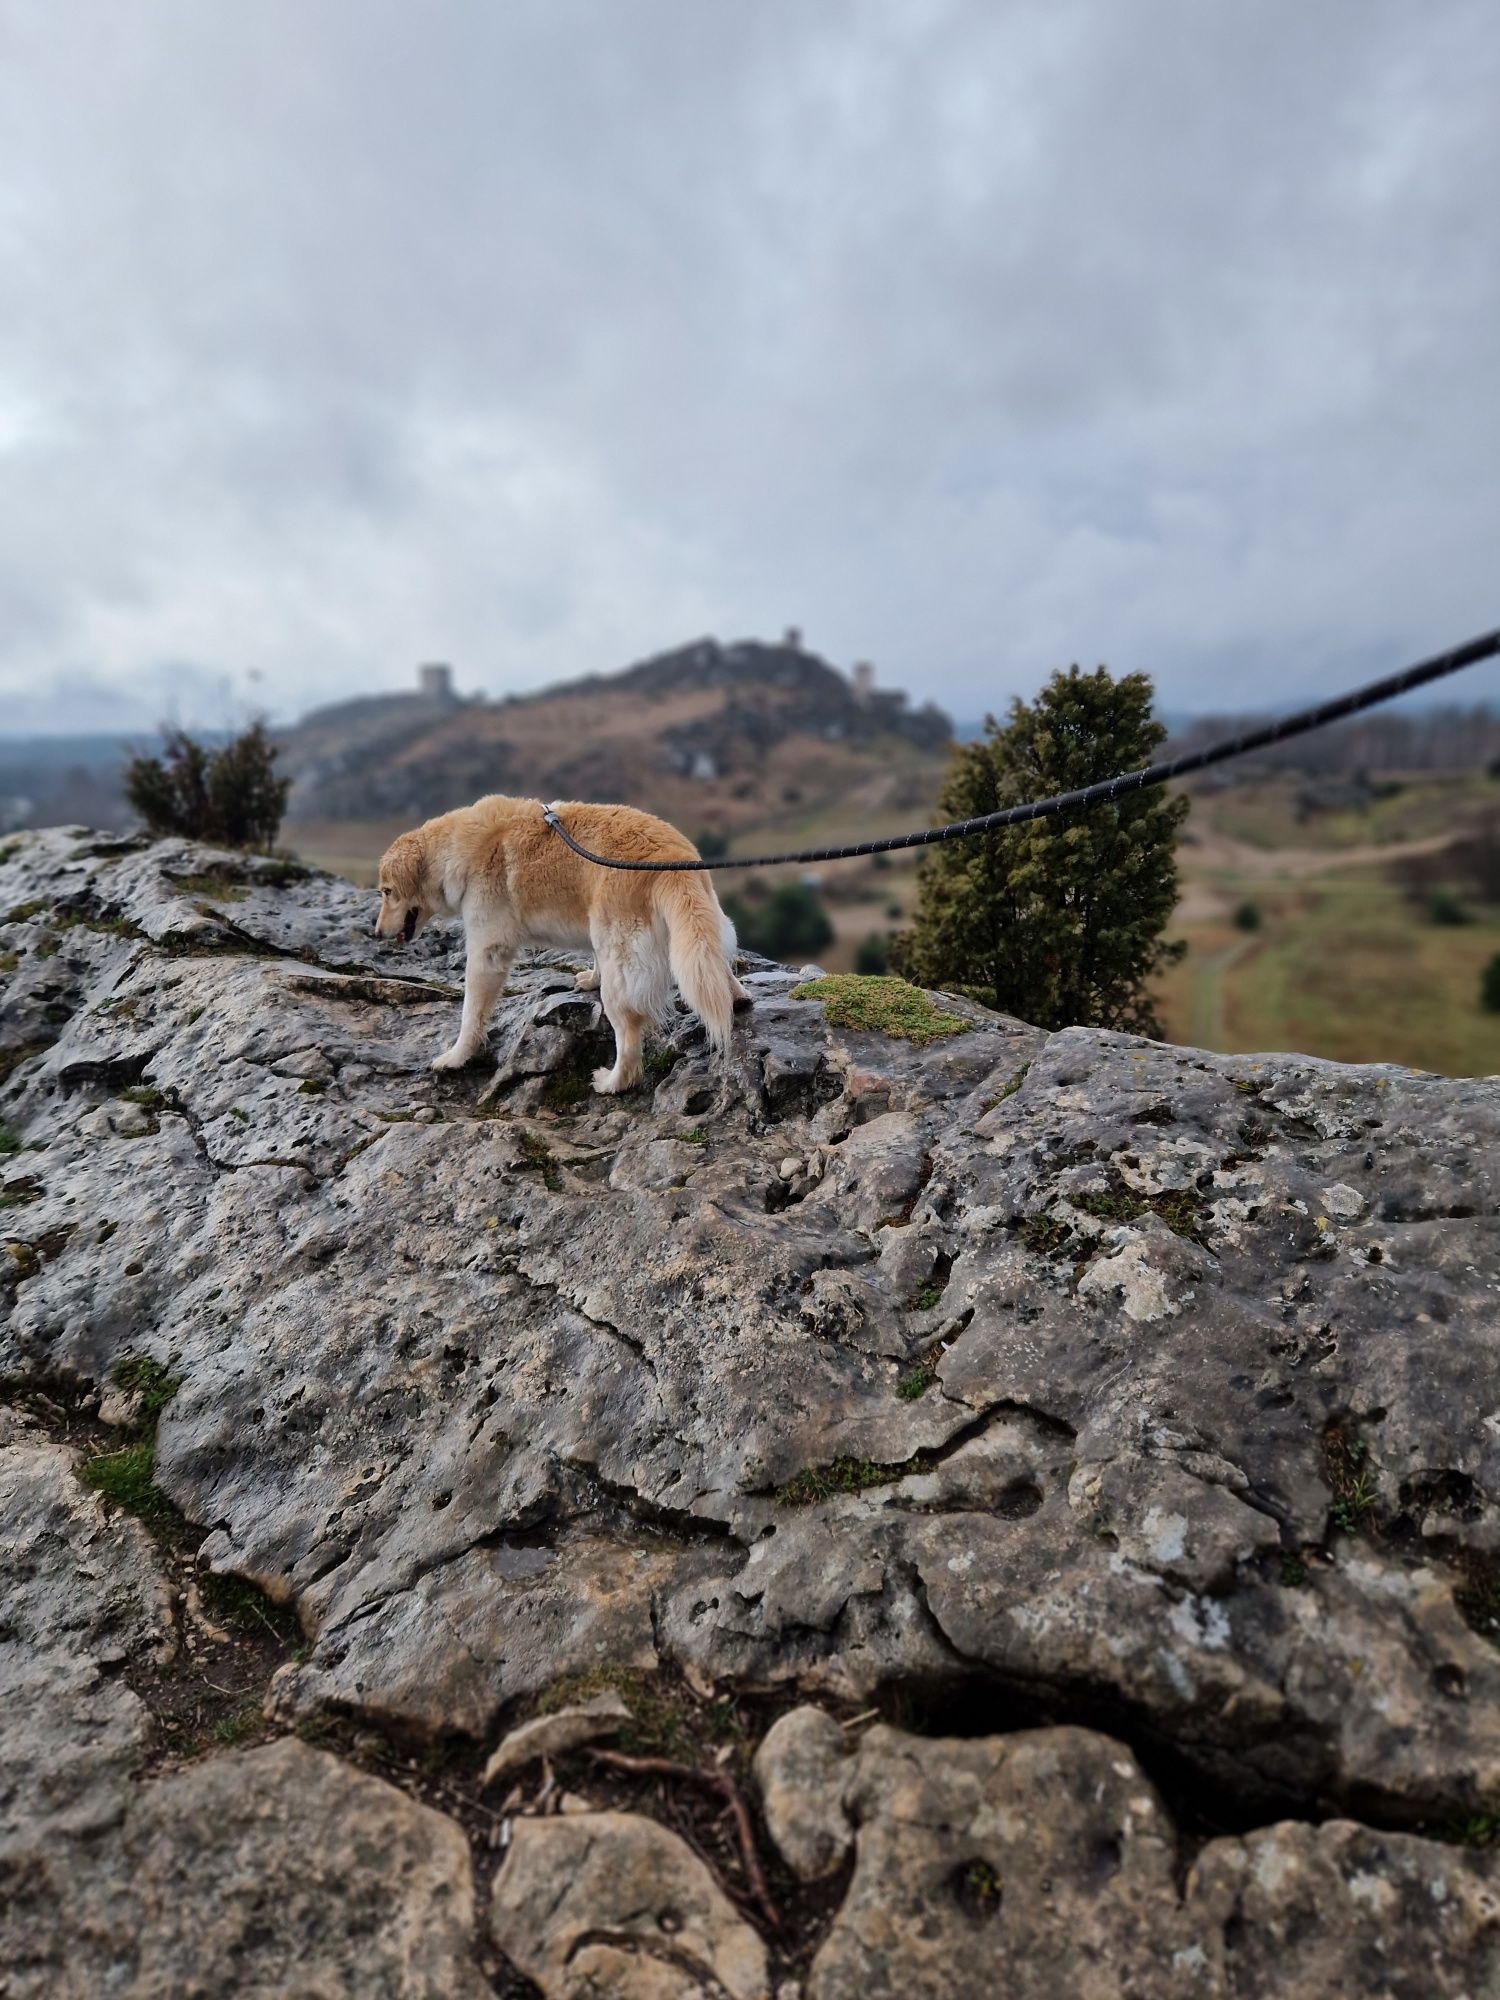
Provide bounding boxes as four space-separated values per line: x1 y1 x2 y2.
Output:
373 795 747 1092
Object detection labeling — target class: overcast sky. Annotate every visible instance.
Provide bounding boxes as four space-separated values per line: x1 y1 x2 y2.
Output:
1 0 1497 733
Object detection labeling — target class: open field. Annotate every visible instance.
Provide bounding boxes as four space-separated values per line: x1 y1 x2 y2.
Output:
1195 770 1499 851
1153 874 1500 1076
1156 774 1500 1075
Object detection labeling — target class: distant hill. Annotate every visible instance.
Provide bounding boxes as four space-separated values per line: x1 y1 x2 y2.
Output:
277 638 954 839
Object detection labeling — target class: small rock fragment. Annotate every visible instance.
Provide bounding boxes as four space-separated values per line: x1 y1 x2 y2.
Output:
753 1706 853 1881
481 1690 632 1789
492 1810 769 1998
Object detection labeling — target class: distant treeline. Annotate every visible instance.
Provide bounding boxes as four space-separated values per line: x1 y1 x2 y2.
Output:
1169 705 1500 776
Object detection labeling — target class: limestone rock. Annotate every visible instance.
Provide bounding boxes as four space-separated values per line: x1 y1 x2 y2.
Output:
0 1738 492 1999
1187 1819 1500 1997
491 1809 770 1998
798 1719 1500 2000
481 1689 632 1788
6 828 1500 1990
753 1706 853 1881
0 1422 171 1853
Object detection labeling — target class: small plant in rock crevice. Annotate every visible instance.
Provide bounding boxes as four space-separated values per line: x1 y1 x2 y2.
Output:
516 1129 562 1192
897 1360 937 1401
76 1354 185 1537
1323 1424 1380 1535
778 1448 939 1507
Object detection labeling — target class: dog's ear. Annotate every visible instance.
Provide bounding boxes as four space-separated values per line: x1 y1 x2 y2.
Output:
380 830 428 903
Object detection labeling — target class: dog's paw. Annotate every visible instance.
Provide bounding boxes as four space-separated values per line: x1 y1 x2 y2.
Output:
575 966 601 992
431 1046 474 1071
591 1065 623 1095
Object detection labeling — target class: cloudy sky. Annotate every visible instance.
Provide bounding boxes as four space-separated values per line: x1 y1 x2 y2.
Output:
1 0 1497 733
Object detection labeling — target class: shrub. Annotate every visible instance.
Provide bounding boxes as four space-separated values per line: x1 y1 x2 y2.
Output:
1482 953 1500 1014
1233 900 1262 932
893 665 1186 1034
855 932 890 975
1428 889 1472 927
724 881 834 961
125 723 291 851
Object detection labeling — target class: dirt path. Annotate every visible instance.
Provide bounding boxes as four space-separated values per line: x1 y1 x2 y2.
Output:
1176 826 1457 923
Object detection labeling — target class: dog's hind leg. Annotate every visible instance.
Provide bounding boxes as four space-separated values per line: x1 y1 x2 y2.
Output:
592 957 649 1095
433 938 513 1070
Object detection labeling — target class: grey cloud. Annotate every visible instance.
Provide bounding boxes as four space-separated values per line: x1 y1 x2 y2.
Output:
0 0 1496 731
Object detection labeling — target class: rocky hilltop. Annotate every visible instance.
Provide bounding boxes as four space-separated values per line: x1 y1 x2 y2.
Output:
280 636 952 830
2 828 1499 1996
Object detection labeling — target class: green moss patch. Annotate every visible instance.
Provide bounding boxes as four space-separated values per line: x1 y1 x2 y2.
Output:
78 1442 183 1532
74 1354 187 1537
517 1128 562 1191
121 1085 169 1114
1073 1183 1209 1246
778 1448 938 1507
1014 1213 1073 1257
169 873 250 902
791 974 972 1046
540 1051 597 1113
111 1354 182 1424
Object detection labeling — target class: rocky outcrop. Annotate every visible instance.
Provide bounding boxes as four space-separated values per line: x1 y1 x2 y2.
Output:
3 826 1499 1994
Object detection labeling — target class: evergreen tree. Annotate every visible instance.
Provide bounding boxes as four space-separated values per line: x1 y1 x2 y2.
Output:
893 666 1187 1034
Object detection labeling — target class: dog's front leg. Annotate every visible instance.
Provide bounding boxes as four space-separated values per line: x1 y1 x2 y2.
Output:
433 939 512 1070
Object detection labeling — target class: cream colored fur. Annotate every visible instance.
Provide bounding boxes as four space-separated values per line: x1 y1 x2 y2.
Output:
373 795 748 1092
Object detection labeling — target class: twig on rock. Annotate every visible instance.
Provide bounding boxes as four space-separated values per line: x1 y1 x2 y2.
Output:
585 1747 781 1933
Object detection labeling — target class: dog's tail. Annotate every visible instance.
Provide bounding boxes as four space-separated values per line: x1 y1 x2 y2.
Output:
659 875 737 1056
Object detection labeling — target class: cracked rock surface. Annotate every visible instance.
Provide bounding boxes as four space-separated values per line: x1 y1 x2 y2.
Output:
4 826 1500 1992
0 1398 489 1999
762 1711 1500 1998
2 1735 491 2000
0 1410 171 1855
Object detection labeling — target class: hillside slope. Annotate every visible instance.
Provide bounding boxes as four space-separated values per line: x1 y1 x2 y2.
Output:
279 636 952 836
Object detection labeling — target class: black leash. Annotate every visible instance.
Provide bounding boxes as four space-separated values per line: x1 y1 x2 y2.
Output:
541 626 1500 872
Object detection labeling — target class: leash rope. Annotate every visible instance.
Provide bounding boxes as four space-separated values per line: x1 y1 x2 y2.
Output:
541 626 1500 872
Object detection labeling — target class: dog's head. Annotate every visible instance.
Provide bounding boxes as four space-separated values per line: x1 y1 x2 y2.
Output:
374 829 432 944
